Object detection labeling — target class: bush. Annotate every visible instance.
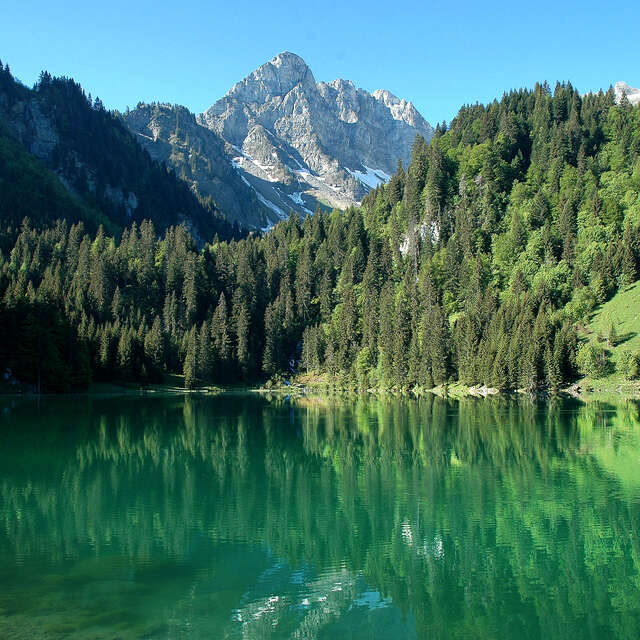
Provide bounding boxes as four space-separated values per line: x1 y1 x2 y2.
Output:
626 352 640 380
576 342 612 378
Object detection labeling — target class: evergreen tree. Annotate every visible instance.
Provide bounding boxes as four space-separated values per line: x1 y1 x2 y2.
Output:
377 283 395 387
183 326 198 389
144 316 164 380
1 76 637 394
622 222 638 286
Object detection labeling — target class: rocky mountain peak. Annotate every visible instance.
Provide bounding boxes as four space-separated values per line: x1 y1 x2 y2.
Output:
194 52 433 224
271 51 309 73
122 53 433 229
225 51 315 104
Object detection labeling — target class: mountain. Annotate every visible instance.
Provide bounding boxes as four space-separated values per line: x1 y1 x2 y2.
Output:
123 52 432 229
0 64 240 243
198 52 433 218
0 53 431 237
614 81 640 105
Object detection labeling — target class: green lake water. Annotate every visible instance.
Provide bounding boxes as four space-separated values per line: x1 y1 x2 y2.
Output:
1 393 640 639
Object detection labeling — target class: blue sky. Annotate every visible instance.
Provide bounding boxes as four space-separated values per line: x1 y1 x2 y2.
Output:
2 0 639 124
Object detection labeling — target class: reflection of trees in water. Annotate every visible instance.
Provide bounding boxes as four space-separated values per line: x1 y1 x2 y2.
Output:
296 394 582 468
1 395 640 637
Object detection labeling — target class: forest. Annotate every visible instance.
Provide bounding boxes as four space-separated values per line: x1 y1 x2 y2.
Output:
1 74 639 392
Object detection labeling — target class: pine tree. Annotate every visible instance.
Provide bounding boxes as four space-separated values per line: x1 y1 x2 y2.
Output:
99 324 112 375
318 263 333 323
377 283 395 387
295 242 313 323
337 287 358 369
117 325 134 379
183 326 198 389
183 254 198 326
233 296 251 380
547 331 564 393
198 320 212 380
429 304 450 386
392 289 411 387
263 300 282 377
212 292 231 371
622 222 638 286
144 316 164 380
301 325 318 373
110 285 122 320
491 335 510 390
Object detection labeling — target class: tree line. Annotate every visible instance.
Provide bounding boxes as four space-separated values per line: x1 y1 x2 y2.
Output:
1 81 639 391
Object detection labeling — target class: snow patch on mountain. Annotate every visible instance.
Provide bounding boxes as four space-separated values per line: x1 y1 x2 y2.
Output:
289 191 305 206
288 191 313 214
255 191 286 219
615 81 640 106
347 166 391 190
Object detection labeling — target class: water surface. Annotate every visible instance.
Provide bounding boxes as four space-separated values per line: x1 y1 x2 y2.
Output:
1 393 640 638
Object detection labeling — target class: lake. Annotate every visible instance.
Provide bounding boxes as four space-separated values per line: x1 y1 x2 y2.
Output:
1 393 640 639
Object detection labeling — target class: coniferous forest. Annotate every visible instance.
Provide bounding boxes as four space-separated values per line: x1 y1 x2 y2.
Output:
1 68 640 392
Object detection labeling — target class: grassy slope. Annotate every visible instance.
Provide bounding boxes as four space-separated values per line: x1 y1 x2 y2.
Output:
577 280 640 397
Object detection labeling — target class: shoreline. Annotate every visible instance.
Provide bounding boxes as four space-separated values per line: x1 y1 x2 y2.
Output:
2 378 639 403
251 378 640 403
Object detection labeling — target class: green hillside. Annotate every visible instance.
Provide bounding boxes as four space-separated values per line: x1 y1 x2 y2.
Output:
0 125 116 239
577 280 640 395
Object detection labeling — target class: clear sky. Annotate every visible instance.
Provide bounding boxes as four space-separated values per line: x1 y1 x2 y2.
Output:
2 0 639 125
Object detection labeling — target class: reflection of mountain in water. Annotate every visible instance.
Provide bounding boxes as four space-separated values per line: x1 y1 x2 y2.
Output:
1 395 640 638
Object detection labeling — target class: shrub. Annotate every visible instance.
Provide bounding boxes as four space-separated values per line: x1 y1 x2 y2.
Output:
604 316 618 347
627 352 640 380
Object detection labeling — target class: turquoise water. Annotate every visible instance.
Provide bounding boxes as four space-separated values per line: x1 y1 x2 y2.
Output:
1 394 640 638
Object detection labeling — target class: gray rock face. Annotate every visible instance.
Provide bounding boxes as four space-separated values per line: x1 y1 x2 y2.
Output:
614 81 640 106
0 95 59 160
123 103 275 229
197 52 433 217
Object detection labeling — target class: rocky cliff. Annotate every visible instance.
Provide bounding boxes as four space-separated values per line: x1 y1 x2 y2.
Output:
0 68 239 242
123 103 274 230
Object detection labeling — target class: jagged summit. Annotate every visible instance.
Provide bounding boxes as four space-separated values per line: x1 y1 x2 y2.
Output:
372 89 424 127
222 51 315 105
196 52 433 221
